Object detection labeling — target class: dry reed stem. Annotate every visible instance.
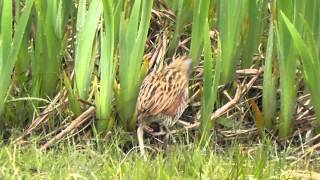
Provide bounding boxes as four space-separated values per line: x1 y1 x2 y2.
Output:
184 67 263 130
14 90 68 144
40 106 95 150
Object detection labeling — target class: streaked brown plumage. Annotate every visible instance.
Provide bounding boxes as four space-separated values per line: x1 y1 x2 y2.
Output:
136 56 192 157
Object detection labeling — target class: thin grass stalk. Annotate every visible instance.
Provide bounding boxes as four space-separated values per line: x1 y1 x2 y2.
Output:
276 1 297 137
302 0 319 57
13 14 32 123
167 0 193 57
199 20 221 145
64 73 81 117
218 0 245 83
281 2 320 132
16 28 31 83
44 0 71 96
163 0 179 11
113 1 123 50
75 0 102 99
0 0 12 120
13 0 29 76
13 0 20 22
190 0 210 65
1 0 12 62
118 0 153 130
32 0 71 98
0 0 34 116
242 0 267 68
41 1 63 96
95 0 117 132
32 0 45 99
262 16 276 130
199 21 213 143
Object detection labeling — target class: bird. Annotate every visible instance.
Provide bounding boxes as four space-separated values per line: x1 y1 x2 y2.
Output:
136 56 192 157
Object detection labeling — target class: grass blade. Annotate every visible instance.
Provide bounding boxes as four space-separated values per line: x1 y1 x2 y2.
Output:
218 0 245 83
167 0 193 57
1 0 12 62
276 1 297 137
199 19 221 145
0 0 34 115
242 0 267 68
262 16 276 130
75 0 102 99
117 0 153 130
190 0 210 65
95 0 117 132
281 11 320 132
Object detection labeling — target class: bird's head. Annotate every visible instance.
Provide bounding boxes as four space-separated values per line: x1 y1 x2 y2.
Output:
169 56 193 77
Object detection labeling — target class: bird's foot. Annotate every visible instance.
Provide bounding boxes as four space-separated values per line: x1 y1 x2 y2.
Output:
150 126 166 136
143 125 154 133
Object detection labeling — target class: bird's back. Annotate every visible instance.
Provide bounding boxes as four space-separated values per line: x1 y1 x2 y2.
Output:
136 64 189 126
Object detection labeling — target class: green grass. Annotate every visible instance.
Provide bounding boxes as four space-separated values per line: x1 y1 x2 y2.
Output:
0 132 319 179
0 0 319 141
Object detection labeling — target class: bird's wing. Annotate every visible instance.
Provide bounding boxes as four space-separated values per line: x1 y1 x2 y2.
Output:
137 70 187 118
136 73 163 115
162 87 188 118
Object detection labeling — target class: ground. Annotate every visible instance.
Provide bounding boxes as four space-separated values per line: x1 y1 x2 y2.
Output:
0 130 319 179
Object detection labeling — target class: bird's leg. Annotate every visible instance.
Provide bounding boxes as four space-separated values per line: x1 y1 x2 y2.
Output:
164 131 170 154
137 124 146 160
164 125 176 144
163 125 176 155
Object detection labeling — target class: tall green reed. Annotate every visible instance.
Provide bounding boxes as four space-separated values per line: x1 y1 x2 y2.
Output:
167 0 193 57
32 0 72 98
217 0 245 83
0 0 34 116
242 0 267 68
199 20 221 145
262 15 276 130
75 0 102 100
190 0 210 65
117 0 153 130
276 1 297 137
95 0 119 132
281 0 320 132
